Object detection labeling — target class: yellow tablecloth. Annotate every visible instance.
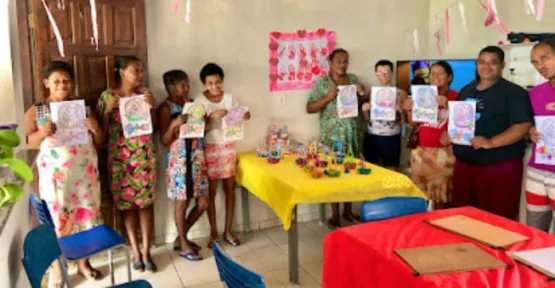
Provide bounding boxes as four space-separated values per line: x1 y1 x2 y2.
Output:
236 151 425 230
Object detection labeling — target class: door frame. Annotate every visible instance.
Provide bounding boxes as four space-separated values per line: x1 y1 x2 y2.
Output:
15 0 35 111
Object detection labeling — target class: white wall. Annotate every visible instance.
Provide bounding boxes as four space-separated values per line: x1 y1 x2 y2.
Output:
145 0 432 242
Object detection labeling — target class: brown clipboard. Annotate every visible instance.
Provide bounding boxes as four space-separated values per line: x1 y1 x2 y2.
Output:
395 243 509 276
426 215 529 249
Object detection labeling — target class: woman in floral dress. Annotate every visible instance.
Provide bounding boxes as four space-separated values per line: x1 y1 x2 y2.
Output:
158 70 209 261
25 61 105 286
97 56 158 272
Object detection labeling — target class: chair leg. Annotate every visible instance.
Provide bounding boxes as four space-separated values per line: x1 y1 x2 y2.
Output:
59 257 73 288
109 249 115 286
125 246 132 282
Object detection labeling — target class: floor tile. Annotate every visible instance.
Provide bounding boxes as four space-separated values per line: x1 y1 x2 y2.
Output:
301 262 323 285
279 238 323 266
264 223 320 246
261 267 320 287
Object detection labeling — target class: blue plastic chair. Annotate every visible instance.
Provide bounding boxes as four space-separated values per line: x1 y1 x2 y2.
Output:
213 243 265 288
360 197 428 222
29 194 132 286
22 223 152 288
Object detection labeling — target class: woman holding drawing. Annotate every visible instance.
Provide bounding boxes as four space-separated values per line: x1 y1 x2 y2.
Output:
97 56 159 272
403 61 459 208
25 61 106 285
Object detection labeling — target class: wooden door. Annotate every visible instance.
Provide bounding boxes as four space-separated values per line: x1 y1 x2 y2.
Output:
19 0 148 233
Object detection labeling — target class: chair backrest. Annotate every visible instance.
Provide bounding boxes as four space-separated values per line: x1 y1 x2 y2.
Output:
21 223 63 288
29 194 54 226
212 243 265 288
360 197 427 222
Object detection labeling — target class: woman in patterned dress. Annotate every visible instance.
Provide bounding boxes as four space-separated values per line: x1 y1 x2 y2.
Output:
97 56 158 272
25 61 105 286
158 70 209 261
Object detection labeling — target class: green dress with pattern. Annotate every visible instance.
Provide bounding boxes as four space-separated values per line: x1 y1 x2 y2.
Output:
309 74 360 156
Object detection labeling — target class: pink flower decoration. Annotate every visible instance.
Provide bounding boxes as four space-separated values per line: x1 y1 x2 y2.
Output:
52 201 61 213
111 182 121 190
86 162 95 176
117 137 125 146
113 195 120 202
135 199 145 207
123 188 135 201
122 148 131 159
69 146 78 155
141 171 149 184
121 176 129 187
72 207 95 225
139 135 149 146
82 192 91 200
69 193 79 205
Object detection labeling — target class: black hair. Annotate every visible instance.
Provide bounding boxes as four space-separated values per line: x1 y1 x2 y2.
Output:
535 39 555 51
375 60 394 72
328 48 348 61
163 70 188 93
42 61 74 80
200 63 224 84
115 55 141 86
431 60 454 85
479 46 505 62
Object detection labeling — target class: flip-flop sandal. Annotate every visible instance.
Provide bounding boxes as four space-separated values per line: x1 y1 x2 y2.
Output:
132 260 144 271
327 219 341 230
145 261 157 273
180 251 203 262
224 235 241 247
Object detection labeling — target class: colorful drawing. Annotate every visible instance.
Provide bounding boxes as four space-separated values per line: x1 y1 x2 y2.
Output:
448 101 476 146
269 29 336 92
179 103 206 139
370 87 397 121
534 116 555 165
119 95 153 139
411 85 438 123
337 85 358 118
222 107 248 142
50 100 88 147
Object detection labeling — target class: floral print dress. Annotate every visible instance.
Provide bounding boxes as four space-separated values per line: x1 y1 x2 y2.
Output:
36 104 101 237
97 90 157 210
165 100 209 200
309 74 360 155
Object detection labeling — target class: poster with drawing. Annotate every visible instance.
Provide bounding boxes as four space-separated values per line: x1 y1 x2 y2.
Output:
269 29 336 92
370 87 397 121
179 103 206 139
50 100 88 146
534 116 555 165
119 95 153 139
448 101 476 146
337 85 358 118
222 107 248 142
411 85 438 123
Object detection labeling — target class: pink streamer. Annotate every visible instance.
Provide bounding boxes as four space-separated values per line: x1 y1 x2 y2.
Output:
172 0 180 16
90 0 99 49
42 0 65 57
445 8 450 45
434 15 443 56
479 0 510 35
537 0 545 21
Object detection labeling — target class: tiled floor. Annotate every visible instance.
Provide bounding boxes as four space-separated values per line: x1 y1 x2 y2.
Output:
60 220 341 288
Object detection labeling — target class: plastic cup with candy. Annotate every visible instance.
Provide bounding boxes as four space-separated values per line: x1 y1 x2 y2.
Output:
311 167 324 179
343 146 357 170
357 155 371 175
296 144 308 166
324 168 341 178
268 144 281 164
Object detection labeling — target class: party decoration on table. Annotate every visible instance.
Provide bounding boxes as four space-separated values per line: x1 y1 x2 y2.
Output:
311 167 324 179
268 144 281 164
307 141 319 160
324 168 341 178
533 116 555 165
222 107 248 142
119 95 153 139
343 146 357 170
267 123 279 145
448 101 476 146
278 125 291 154
411 85 438 123
536 0 545 21
268 29 336 92
370 87 397 121
50 100 88 147
90 0 99 49
41 0 65 57
331 137 345 165
314 154 328 168
337 85 358 118
445 8 450 45
459 2 468 34
179 103 206 139
357 155 371 175
434 14 443 56
296 144 307 166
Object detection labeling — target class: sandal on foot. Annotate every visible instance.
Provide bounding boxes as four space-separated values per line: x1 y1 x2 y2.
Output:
132 260 144 271
180 251 203 262
144 262 157 272
78 268 102 281
343 214 361 223
327 218 341 230
224 235 241 247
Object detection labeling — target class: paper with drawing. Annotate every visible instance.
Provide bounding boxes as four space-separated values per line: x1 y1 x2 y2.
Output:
119 95 153 139
337 85 358 118
534 116 555 165
50 100 88 146
448 101 476 146
222 107 248 142
179 103 206 139
370 87 397 121
411 85 438 123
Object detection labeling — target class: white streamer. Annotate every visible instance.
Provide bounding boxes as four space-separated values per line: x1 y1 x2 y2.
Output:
413 28 419 53
459 2 468 33
525 0 536 15
90 0 99 49
42 0 65 57
185 0 191 23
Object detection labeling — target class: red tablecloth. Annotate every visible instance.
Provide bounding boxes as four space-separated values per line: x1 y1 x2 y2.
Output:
323 207 555 288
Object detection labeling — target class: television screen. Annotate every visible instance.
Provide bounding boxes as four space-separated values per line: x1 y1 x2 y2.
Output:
396 60 477 95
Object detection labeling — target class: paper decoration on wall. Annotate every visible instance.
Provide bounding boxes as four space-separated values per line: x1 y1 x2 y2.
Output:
268 29 336 92
537 0 545 21
525 0 536 15
479 0 510 35
370 87 397 121
411 85 438 123
434 14 443 56
448 101 476 146
173 0 180 15
41 0 65 57
185 0 191 22
534 116 555 165
445 8 450 45
337 85 358 119
57 0 65 10
50 100 88 147
90 0 99 49
222 107 248 142
119 95 153 139
459 2 469 34
179 103 206 139
412 28 419 54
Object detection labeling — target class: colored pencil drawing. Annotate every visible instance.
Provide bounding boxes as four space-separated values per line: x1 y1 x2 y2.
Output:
222 107 248 142
411 85 438 123
179 103 206 139
119 95 153 139
50 100 88 147
534 116 555 165
337 85 358 118
448 101 476 146
370 87 397 121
